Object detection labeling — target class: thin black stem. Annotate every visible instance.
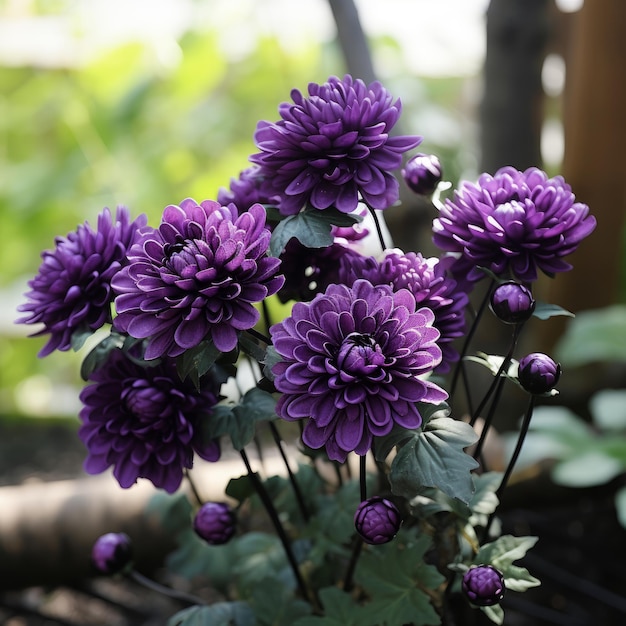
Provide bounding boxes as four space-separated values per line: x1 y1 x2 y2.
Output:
129 569 206 606
469 324 521 428
184 469 204 506
245 327 272 345
359 454 367 502
483 395 535 540
343 536 364 592
239 449 312 603
268 421 310 522
366 205 388 252
449 279 496 400
472 374 507 464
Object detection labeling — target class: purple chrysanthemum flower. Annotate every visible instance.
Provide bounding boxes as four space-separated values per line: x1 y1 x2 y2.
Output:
338 251 468 373
217 165 280 213
432 166 597 285
17 206 147 357
270 279 447 462
112 199 284 359
250 75 421 215
79 348 221 493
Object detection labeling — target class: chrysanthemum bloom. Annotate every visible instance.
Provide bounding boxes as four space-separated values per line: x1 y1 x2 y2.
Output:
91 532 133 575
17 206 147 357
270 279 447 462
338 251 468 373
432 166 597 285
250 74 422 215
462 565 506 606
402 153 442 196
193 502 237 545
112 199 284 358
517 352 561 395
490 281 535 325
79 348 221 493
354 496 401 545
217 165 280 213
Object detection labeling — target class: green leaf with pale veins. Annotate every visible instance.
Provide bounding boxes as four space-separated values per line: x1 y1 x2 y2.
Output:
248 579 312 626
269 207 362 256
389 416 479 504
355 531 444 626
292 587 367 626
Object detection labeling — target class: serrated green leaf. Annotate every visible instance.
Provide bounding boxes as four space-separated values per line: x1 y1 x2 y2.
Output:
248 579 312 626
176 339 223 388
268 208 361 257
389 417 479 504
204 388 277 450
500 563 541 592
293 587 366 626
476 535 538 567
262 345 281 381
167 602 255 626
226 475 256 503
80 331 125 380
532 301 575 320
480 604 504 625
356 532 444 626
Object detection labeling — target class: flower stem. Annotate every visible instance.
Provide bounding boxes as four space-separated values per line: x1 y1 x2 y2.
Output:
184 469 204 506
483 395 536 540
359 454 367 502
367 205 389 252
449 279 495 400
128 569 206 606
343 536 364 592
239 449 312 604
268 421 310 522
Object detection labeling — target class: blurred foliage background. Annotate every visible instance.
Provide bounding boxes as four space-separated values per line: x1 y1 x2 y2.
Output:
1 0 482 420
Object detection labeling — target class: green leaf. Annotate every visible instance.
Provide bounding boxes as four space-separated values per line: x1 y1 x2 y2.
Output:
205 388 277 450
554 305 626 366
532 301 575 320
176 339 224 388
145 491 193 535
80 331 125 380
167 602 255 626
481 604 505 625
268 208 362 257
475 535 540 594
226 475 256 504
389 417 479 504
248 579 312 626
239 332 268 364
356 532 444 626
292 587 366 626
70 325 95 352
262 345 281 381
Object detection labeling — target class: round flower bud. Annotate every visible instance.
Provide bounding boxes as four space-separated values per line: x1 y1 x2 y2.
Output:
354 496 401 545
518 352 562 395
91 532 133 575
402 153 443 196
462 565 506 606
490 281 535 324
193 502 237 545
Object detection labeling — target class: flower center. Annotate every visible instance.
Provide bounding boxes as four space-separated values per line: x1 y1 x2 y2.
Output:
336 332 385 377
122 380 169 421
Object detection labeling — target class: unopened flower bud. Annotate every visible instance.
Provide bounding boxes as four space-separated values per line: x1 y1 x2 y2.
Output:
518 352 561 395
91 532 133 575
193 502 237 545
354 496 401 545
462 565 506 606
490 281 535 324
402 153 442 196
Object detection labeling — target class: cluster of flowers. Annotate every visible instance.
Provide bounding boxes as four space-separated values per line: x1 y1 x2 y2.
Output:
18 74 595 617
